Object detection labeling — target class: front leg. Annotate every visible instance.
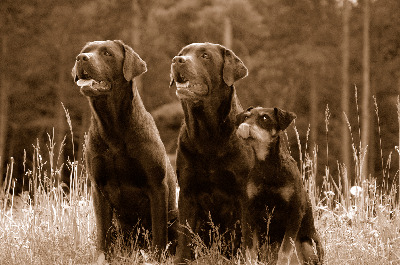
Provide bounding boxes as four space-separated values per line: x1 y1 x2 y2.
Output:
89 155 113 259
135 145 170 255
276 207 304 265
150 181 169 254
174 152 199 264
175 187 198 264
241 199 258 262
93 185 113 255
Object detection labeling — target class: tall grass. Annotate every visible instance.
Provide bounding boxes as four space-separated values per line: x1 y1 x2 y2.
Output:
0 94 399 264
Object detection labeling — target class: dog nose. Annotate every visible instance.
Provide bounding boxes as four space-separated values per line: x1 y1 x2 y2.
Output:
172 56 186 64
76 53 90 62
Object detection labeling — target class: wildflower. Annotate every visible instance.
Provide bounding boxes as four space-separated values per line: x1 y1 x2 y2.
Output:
324 190 335 196
369 230 379 238
350 186 362 197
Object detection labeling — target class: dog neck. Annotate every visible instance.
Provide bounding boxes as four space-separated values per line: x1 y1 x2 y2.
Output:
256 135 288 165
180 85 241 153
88 80 135 146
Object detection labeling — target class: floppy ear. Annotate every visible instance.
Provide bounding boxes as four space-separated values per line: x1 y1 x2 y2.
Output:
274 107 296 131
222 47 248 86
71 63 78 82
114 40 147 81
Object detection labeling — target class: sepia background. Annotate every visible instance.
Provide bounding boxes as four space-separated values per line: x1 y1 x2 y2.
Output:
1 0 400 193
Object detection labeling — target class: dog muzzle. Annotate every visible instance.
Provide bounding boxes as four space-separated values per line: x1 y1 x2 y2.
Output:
236 123 250 139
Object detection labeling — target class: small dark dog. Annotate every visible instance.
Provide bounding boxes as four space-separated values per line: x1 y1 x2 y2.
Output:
71 40 178 262
236 107 324 265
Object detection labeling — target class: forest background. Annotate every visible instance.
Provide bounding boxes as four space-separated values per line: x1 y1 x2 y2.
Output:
1 0 400 193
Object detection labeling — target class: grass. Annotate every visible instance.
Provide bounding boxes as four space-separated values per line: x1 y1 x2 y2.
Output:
0 98 400 264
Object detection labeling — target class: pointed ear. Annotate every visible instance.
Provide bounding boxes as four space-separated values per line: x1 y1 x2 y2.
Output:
235 107 253 127
222 47 248 86
235 112 246 127
114 40 147 81
274 107 296 131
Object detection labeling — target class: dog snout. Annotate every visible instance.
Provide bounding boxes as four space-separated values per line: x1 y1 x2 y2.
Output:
237 123 250 139
76 53 91 62
172 56 186 64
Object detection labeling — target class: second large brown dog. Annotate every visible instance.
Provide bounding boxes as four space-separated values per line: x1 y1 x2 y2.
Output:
71 40 178 261
170 43 254 263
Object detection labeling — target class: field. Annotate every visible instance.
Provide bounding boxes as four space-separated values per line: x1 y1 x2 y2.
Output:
0 106 400 265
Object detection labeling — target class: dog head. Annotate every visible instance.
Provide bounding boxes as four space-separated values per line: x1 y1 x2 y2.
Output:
71 40 147 97
170 42 248 101
235 107 296 161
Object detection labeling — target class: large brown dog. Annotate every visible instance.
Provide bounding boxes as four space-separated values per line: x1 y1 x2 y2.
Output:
71 40 178 260
170 42 254 263
236 107 324 264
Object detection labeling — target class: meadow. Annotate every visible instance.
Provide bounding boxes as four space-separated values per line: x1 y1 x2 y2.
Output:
0 100 399 265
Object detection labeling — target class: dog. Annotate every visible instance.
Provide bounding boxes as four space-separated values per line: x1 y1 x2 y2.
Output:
71 40 178 261
170 42 254 263
236 107 324 265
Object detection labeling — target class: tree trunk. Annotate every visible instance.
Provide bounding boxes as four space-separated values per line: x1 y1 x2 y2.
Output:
310 67 318 147
223 17 232 49
0 36 9 189
131 0 143 94
341 0 351 181
361 0 370 182
56 50 66 155
398 77 400 204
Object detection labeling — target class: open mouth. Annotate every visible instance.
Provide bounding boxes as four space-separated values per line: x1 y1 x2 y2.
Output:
176 72 187 84
76 70 111 93
172 72 207 99
175 81 207 99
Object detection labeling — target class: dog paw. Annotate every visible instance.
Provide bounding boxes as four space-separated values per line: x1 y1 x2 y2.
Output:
94 253 109 265
276 260 290 265
276 255 291 265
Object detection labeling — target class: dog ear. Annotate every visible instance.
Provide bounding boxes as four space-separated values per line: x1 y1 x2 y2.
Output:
235 112 246 127
222 47 248 86
114 40 147 81
274 107 296 131
71 64 78 82
235 107 253 126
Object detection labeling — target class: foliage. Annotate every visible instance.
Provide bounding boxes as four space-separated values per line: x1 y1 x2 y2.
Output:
1 0 400 205
0 104 399 264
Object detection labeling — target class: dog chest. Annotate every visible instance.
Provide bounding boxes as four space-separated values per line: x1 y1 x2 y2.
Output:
246 182 294 203
247 160 296 200
91 151 152 215
102 151 149 187
101 178 152 228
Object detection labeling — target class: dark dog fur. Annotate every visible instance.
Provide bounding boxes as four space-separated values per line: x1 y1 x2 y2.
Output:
71 40 178 260
170 42 254 263
236 107 324 264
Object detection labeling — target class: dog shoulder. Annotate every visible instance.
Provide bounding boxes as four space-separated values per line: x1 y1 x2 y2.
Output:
279 152 301 177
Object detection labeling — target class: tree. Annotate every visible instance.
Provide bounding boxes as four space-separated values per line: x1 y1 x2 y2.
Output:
223 17 232 49
361 0 370 181
0 36 9 185
341 0 351 179
131 0 143 94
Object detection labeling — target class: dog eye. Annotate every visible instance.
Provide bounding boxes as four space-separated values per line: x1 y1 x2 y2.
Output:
103 50 112 56
262 115 269 121
201 53 209 59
